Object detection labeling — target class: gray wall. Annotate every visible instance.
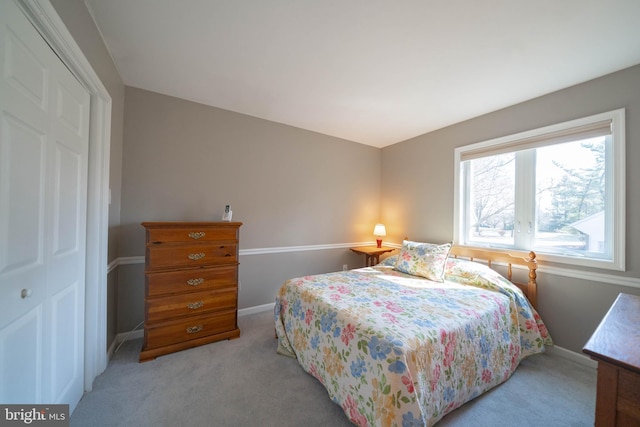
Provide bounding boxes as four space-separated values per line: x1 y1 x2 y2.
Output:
381 64 640 353
50 0 125 347
117 87 379 330
119 87 380 253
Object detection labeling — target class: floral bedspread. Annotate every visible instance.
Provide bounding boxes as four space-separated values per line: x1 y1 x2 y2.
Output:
274 258 552 427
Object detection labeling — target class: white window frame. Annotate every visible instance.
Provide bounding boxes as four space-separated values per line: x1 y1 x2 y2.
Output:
454 109 625 271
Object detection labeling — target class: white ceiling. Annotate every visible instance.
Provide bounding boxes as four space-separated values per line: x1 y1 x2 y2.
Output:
84 0 640 148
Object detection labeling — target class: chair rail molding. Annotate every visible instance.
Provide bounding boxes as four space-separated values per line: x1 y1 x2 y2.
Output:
108 243 640 290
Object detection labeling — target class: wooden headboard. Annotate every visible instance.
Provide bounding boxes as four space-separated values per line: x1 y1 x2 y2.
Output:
449 246 538 309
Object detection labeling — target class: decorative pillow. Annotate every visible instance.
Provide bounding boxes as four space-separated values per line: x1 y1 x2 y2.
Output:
377 255 398 267
394 240 452 282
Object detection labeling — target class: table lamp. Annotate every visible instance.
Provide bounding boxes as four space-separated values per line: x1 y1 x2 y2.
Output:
373 224 386 248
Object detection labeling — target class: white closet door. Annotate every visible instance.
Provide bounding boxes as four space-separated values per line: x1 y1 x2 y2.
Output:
0 0 90 411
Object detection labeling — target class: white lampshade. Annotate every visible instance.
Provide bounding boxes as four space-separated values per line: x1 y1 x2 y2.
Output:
373 224 386 237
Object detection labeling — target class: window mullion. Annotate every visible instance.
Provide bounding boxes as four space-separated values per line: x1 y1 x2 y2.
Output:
461 161 471 245
514 151 535 249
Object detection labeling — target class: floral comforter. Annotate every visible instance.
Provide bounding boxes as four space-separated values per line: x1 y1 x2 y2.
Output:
274 258 552 427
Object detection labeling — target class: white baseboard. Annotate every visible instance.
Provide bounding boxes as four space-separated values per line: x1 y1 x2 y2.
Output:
238 302 275 317
546 345 597 369
109 328 144 359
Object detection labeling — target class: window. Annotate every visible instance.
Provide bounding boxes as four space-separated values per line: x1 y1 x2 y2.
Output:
454 109 625 271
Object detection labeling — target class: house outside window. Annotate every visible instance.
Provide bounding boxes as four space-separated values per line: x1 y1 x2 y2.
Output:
454 109 625 271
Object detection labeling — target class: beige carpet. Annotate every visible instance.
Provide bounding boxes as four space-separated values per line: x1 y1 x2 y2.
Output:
71 310 596 426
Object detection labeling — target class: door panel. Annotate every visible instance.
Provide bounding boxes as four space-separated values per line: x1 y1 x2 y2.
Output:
53 144 81 257
49 284 81 402
0 115 46 274
0 0 89 411
56 82 85 136
0 306 43 403
4 25 48 111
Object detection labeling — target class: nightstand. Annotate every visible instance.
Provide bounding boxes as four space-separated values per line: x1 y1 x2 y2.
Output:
350 246 395 267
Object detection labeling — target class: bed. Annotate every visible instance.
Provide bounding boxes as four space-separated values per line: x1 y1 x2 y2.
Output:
274 241 552 427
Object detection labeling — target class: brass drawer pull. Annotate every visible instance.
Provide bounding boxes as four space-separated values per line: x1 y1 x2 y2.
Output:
187 301 204 310
188 231 206 240
188 252 205 261
186 278 204 286
186 325 203 334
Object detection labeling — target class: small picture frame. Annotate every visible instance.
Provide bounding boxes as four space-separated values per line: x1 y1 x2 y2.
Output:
222 205 232 221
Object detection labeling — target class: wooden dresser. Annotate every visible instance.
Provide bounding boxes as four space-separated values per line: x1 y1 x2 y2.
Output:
583 293 640 426
139 221 242 362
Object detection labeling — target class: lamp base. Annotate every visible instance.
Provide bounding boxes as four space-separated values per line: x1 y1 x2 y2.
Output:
376 239 382 248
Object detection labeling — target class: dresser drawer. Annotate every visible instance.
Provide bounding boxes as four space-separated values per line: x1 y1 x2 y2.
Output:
146 289 237 323
146 265 237 297
144 310 237 350
146 226 238 244
146 243 237 270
